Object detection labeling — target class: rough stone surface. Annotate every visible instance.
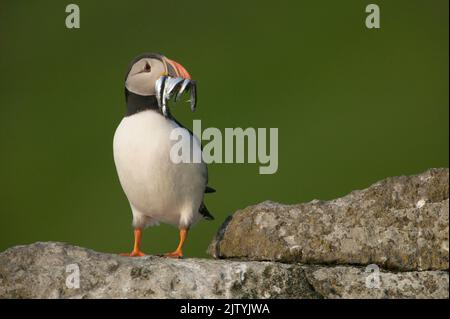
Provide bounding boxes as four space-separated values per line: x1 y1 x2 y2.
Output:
208 168 449 271
304 266 448 299
0 242 318 299
0 242 447 299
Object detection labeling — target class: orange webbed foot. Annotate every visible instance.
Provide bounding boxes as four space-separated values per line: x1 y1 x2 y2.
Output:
120 250 145 257
120 229 145 257
161 228 188 259
163 251 183 259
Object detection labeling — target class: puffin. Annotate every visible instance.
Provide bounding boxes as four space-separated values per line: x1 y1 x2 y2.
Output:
113 53 214 258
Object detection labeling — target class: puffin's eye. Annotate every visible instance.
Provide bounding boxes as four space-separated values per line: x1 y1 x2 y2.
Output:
144 62 151 72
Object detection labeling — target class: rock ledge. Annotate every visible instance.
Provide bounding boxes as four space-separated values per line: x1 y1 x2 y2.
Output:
208 168 449 271
0 242 448 299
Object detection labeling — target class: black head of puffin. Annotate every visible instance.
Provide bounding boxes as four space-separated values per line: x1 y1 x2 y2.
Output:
124 53 197 117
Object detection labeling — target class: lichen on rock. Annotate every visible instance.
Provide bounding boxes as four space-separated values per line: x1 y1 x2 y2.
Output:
0 168 448 299
208 168 449 272
0 242 447 299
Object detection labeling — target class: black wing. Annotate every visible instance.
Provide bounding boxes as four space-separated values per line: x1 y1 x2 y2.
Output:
170 115 217 195
199 202 214 220
205 186 216 193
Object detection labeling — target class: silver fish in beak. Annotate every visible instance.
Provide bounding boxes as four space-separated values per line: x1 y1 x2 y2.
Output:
155 76 197 117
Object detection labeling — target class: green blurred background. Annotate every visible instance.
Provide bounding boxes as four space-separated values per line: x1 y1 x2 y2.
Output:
0 1 448 257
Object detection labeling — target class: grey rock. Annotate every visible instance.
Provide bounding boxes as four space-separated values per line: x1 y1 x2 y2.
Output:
305 265 448 299
208 168 449 271
0 242 447 299
0 242 318 299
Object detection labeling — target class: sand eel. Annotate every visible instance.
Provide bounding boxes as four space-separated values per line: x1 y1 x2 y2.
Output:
113 53 214 258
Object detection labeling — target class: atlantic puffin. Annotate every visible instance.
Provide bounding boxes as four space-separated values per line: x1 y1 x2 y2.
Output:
113 53 214 258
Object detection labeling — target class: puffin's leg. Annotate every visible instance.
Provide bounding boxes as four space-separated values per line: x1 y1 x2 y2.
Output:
164 228 188 259
120 228 145 257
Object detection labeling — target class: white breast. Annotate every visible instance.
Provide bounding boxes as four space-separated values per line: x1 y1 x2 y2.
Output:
113 110 207 228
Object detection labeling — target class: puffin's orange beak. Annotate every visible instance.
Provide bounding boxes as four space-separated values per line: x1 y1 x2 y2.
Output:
164 57 191 80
